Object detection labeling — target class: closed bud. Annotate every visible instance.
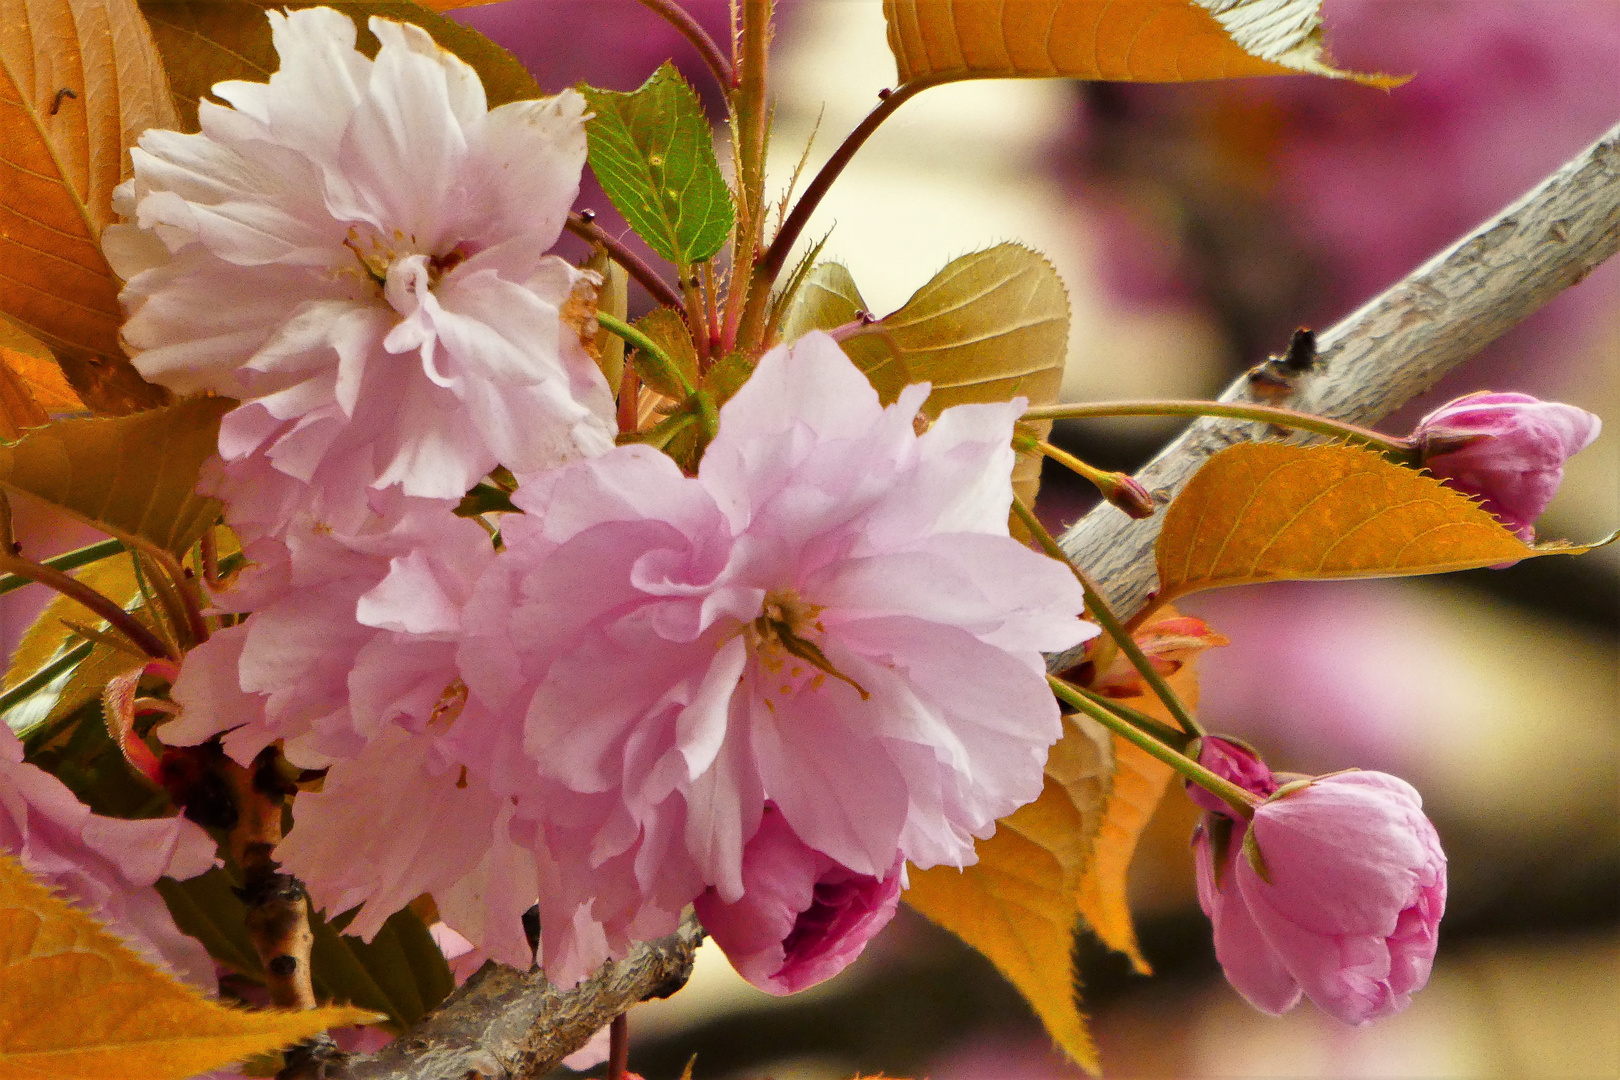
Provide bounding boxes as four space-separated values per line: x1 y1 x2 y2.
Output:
1102 473 1156 518
1412 391 1601 543
1194 768 1447 1025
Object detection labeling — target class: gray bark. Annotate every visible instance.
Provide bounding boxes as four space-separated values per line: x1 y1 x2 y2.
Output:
1048 117 1620 671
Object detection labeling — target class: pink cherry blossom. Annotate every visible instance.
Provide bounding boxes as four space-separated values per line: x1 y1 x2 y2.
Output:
1413 391 1602 542
1 726 217 987
694 805 903 995
1193 764 1447 1025
456 330 1093 979
163 456 545 964
105 7 614 500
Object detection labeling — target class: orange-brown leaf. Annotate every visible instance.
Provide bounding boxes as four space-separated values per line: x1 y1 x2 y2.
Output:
1156 441 1608 604
0 0 175 375
0 353 49 440
0 346 84 415
905 715 1112 1075
0 851 379 1080
1075 655 1201 974
882 0 1404 89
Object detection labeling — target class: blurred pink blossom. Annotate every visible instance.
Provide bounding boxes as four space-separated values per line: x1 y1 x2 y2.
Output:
1079 0 1620 398
1194 769 1447 1025
107 8 614 501
694 805 904 995
1413 391 1602 542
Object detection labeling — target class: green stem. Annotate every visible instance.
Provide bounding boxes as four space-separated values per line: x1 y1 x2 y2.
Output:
598 312 696 398
1064 681 1194 752
727 0 774 351
623 410 698 452
0 538 125 598
1051 676 1257 819
1012 496 1204 736
1022 400 1414 458
693 390 721 442
1018 435 1114 489
0 641 93 715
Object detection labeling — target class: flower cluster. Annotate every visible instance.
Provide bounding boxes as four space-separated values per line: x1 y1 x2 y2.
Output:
116 8 1093 992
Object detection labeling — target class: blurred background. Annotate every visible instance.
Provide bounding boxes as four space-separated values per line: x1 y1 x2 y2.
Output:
6 1 1611 1076
459 1 1619 1077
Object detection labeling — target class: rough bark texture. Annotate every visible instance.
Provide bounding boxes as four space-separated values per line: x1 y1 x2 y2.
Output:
318 916 705 1080
1048 117 1620 670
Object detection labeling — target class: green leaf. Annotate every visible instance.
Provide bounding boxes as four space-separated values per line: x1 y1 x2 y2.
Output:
0 396 230 557
811 246 1070 520
139 1 544 133
156 869 266 982
775 263 912 401
580 63 735 268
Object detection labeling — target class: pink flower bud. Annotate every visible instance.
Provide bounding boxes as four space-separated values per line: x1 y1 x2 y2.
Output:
1194 771 1446 1025
694 808 903 995
1413 391 1601 542
1186 735 1278 816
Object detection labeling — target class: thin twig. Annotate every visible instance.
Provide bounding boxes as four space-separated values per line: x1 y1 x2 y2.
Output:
566 213 685 313
632 0 733 89
746 82 924 322
727 0 777 352
1048 117 1620 671
1023 399 1413 456
0 537 126 597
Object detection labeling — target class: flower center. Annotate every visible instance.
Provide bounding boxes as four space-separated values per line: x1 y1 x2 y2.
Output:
745 589 868 705
342 227 470 292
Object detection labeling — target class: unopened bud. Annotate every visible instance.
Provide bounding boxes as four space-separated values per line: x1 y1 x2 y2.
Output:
1102 473 1155 519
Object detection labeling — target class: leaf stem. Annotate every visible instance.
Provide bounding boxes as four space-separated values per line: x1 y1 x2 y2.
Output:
1012 496 1203 736
566 213 685 313
1063 681 1195 752
617 354 643 435
748 82 924 316
631 0 734 89
1051 676 1256 819
727 0 775 352
1022 399 1414 458
607 1012 630 1080
0 547 175 660
141 544 210 646
598 312 696 398
0 537 125 597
